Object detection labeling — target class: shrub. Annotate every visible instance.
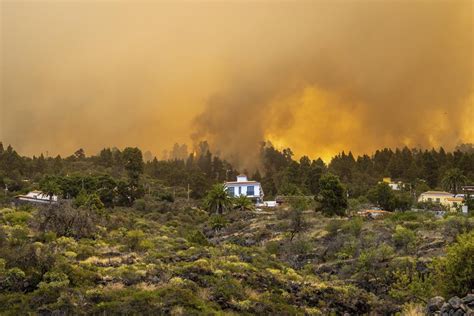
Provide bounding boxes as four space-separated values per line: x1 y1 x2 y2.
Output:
389 268 434 303
432 231 474 297
133 199 147 212
265 241 283 255
33 202 98 239
187 230 210 246
325 219 344 236
33 271 71 306
341 217 363 237
441 215 473 240
388 211 422 223
211 276 245 307
159 192 175 203
125 230 145 251
392 225 417 253
209 215 228 231
0 266 26 292
3 211 32 226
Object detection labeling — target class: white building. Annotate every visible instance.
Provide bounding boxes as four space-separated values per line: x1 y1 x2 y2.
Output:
381 177 404 190
225 175 264 203
418 191 464 212
15 190 58 204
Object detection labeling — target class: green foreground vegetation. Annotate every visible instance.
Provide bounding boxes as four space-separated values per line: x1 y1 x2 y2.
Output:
0 203 473 315
0 142 473 314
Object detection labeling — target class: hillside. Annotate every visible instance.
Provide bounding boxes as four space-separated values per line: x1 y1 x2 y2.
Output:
1 201 472 315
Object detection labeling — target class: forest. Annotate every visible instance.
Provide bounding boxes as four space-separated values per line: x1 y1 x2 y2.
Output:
0 141 473 315
1 141 473 203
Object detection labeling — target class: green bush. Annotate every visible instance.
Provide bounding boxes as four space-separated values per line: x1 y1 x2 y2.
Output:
441 215 474 240
341 217 363 237
2 211 32 226
209 215 228 231
186 230 210 246
133 199 147 211
432 231 474 297
392 225 417 253
325 219 344 236
125 230 146 251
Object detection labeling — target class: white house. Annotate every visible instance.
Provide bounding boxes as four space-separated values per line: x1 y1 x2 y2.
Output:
225 175 264 203
15 190 58 204
380 177 404 190
418 191 464 212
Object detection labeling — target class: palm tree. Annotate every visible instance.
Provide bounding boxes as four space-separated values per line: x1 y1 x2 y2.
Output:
40 179 61 203
203 183 233 214
233 195 255 212
441 168 467 195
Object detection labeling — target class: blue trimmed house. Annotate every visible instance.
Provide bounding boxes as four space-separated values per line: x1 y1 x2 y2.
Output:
225 175 264 204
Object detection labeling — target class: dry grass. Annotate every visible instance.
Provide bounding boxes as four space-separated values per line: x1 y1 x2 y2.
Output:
400 303 425 316
197 287 211 300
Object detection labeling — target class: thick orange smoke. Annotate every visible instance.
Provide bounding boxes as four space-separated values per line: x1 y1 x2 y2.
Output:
1 1 473 167
192 1 474 166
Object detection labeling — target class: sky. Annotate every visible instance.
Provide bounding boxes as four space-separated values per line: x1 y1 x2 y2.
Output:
1 0 473 167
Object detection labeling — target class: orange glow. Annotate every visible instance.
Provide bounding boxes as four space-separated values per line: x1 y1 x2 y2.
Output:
1 1 472 168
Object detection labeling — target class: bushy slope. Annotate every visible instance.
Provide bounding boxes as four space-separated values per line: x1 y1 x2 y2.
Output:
0 204 472 315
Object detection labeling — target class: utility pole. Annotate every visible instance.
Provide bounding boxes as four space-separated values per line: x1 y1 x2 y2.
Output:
187 183 190 201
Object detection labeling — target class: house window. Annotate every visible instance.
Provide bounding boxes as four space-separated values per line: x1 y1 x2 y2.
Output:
247 186 255 196
238 186 242 195
436 198 440 203
428 198 432 202
227 187 235 197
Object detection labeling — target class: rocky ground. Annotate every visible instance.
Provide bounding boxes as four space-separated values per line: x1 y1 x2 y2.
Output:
427 294 474 315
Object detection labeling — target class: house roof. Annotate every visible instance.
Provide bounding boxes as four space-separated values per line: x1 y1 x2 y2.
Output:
421 191 453 196
225 181 260 185
15 190 57 201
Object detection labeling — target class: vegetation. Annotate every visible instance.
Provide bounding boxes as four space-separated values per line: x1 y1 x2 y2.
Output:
233 195 255 212
0 142 473 314
432 231 474 297
203 183 233 214
316 173 347 216
441 168 468 195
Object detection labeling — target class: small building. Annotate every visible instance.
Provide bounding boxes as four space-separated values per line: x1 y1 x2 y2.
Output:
357 209 391 219
15 190 58 204
381 177 403 190
461 186 474 196
225 175 264 203
418 191 464 211
444 197 464 211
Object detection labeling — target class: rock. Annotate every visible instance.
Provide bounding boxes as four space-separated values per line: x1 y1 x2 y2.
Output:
452 309 464 316
427 296 446 314
449 297 462 310
462 294 474 306
430 295 474 316
440 302 451 314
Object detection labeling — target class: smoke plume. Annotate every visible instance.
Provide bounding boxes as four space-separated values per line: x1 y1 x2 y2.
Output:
1 1 473 167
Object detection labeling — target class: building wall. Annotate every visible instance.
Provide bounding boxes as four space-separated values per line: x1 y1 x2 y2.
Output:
226 184 261 198
418 193 463 211
388 183 401 190
418 194 451 204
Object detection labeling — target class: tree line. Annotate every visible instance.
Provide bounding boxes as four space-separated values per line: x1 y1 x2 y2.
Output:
0 141 473 211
